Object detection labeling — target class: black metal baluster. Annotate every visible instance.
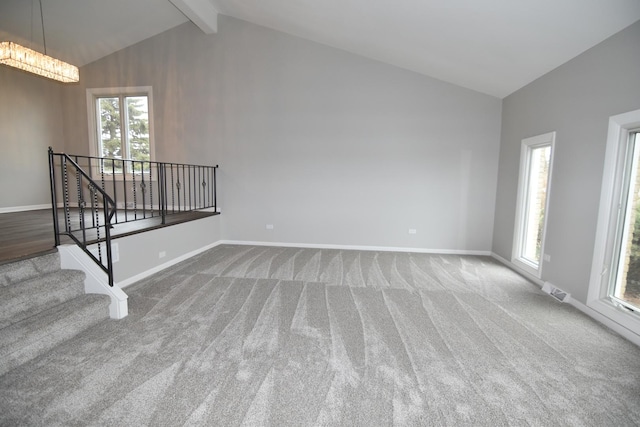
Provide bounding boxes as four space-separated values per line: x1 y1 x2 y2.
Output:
170 164 175 214
214 165 217 213
201 166 207 209
141 162 147 218
159 163 166 224
48 148 60 246
176 165 182 213
123 159 128 222
103 200 114 287
182 164 186 210
76 164 87 244
149 162 154 217
163 163 168 220
188 165 192 211
111 158 117 224
100 157 106 193
61 157 71 234
132 161 137 220
92 184 102 265
205 166 208 208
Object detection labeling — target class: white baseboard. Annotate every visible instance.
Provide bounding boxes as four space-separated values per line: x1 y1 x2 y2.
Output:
490 252 544 287
491 252 640 347
220 240 491 256
116 240 224 288
0 204 51 214
568 298 640 347
113 240 488 290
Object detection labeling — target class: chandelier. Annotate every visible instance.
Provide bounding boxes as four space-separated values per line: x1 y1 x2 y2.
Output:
0 1 79 83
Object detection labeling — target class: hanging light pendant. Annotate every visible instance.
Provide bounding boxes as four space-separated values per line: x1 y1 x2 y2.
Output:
0 0 79 83
0 42 79 82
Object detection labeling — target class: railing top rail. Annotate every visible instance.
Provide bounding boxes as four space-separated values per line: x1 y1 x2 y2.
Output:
49 150 218 170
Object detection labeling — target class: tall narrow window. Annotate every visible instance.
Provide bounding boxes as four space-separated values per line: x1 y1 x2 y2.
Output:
608 130 640 310
589 110 640 336
87 87 154 173
512 132 555 277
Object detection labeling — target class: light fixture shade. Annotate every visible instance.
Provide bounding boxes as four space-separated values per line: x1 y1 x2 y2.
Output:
0 41 79 83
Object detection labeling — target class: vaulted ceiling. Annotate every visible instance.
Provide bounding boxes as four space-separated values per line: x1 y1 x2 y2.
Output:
1 0 639 97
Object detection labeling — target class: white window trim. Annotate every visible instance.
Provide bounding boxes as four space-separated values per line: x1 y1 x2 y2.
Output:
588 109 640 335
86 86 155 179
511 131 555 278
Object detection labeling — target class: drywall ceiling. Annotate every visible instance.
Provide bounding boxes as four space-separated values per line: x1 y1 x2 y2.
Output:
1 0 639 97
0 0 189 69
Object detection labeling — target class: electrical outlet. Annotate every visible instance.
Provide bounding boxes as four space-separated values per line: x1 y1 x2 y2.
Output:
266 224 274 230
159 251 166 259
408 229 417 235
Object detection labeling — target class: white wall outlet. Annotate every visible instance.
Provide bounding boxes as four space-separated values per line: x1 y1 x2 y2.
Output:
266 224 274 230
408 229 417 235
543 254 551 262
159 251 166 259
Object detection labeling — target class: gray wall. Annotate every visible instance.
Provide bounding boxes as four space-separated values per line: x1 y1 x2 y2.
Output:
492 21 640 303
63 16 502 252
112 214 221 284
0 66 65 209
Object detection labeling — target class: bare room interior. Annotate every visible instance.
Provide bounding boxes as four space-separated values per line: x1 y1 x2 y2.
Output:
1 0 640 425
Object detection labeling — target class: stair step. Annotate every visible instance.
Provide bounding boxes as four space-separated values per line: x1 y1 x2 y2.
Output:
0 252 60 287
0 269 86 329
0 294 110 376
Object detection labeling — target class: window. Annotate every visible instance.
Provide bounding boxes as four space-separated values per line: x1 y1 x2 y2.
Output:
87 87 154 173
512 132 555 278
590 109 640 335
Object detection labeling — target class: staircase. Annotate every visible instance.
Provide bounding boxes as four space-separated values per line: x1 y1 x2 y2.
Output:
0 251 110 376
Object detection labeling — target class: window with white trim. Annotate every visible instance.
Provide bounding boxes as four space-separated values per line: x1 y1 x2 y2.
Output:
512 131 555 278
87 87 154 173
590 109 640 336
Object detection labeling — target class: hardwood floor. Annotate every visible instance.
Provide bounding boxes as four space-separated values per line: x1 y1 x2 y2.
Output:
0 208 218 265
0 210 58 264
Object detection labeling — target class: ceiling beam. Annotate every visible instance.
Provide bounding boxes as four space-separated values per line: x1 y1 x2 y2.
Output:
169 0 218 34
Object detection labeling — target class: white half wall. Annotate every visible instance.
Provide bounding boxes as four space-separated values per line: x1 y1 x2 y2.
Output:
110 214 221 285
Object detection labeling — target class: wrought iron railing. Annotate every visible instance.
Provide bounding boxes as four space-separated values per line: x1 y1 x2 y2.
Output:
48 148 219 287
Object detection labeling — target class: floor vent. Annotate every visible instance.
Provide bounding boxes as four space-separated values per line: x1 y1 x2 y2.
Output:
542 282 570 303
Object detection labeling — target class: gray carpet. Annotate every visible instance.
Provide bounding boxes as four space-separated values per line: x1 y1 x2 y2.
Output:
1 244 640 426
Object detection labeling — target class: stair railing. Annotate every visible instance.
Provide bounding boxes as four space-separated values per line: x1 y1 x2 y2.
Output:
49 148 116 286
48 148 219 288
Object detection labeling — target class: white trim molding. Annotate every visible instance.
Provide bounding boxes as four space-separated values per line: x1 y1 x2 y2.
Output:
220 240 492 256
511 131 556 278
116 240 223 288
588 108 640 342
493 251 640 347
0 204 50 214
491 252 544 287
86 86 155 162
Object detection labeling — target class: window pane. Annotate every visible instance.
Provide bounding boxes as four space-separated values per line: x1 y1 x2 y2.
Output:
126 96 150 163
98 97 122 172
613 132 640 310
522 145 551 264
